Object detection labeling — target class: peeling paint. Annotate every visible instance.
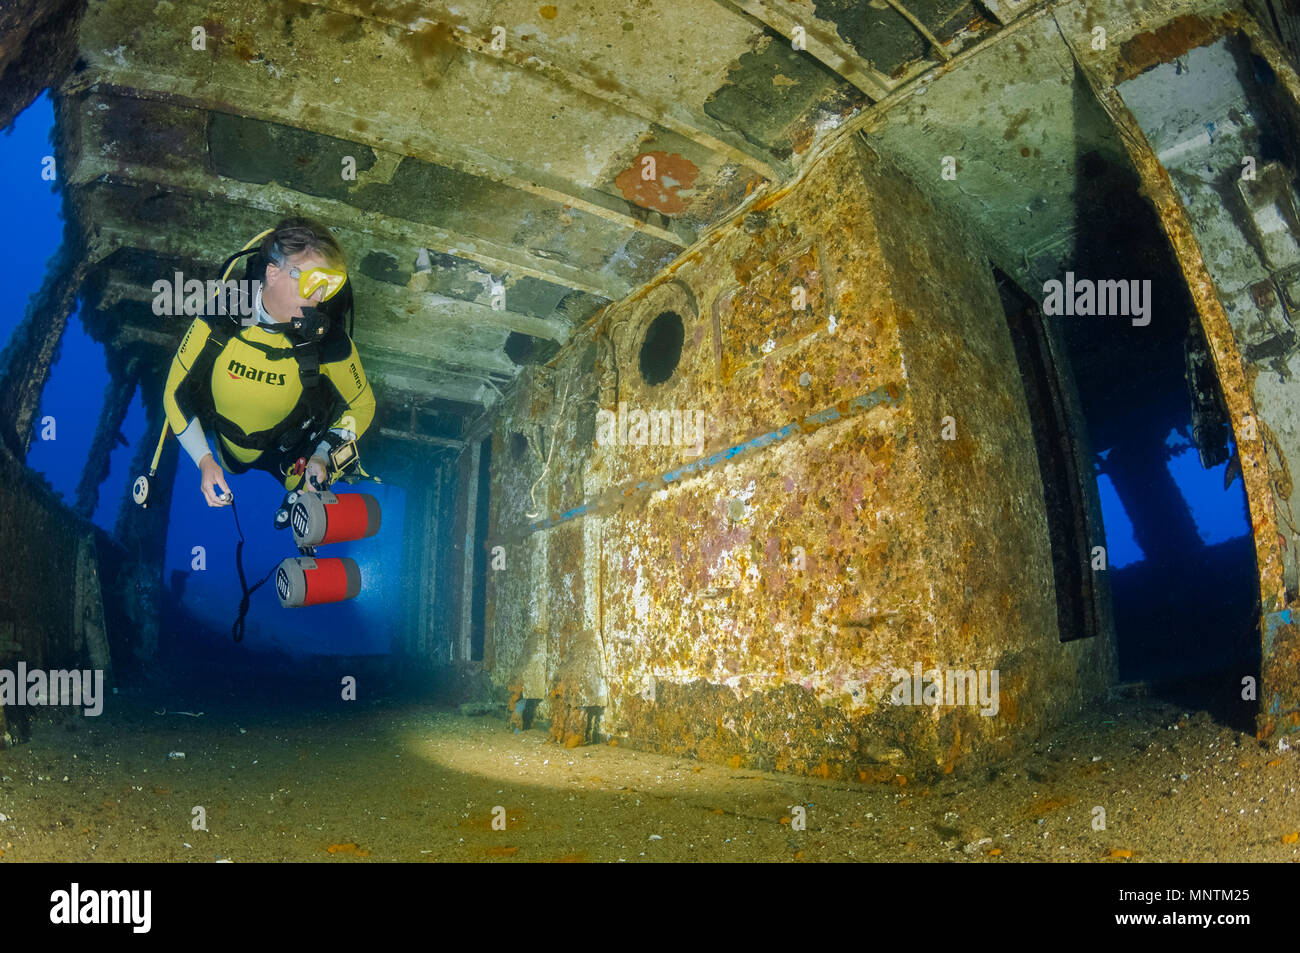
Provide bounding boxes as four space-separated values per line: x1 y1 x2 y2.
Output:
614 151 700 216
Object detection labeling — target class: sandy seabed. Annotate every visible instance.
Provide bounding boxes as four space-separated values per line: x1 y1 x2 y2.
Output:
0 687 1297 863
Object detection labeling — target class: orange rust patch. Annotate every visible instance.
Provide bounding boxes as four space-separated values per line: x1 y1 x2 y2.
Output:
1106 848 1134 859
999 690 1019 723
1118 15 1223 79
326 843 370 856
749 182 792 212
614 152 699 216
487 845 521 857
941 719 963 775
1283 832 1299 844
400 20 465 87
857 764 895 783
201 18 227 45
791 122 815 156
1026 796 1069 817
539 4 558 18
233 37 259 63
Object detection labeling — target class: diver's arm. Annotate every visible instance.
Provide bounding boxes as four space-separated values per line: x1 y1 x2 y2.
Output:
163 317 216 469
163 317 232 505
176 415 213 467
317 338 376 460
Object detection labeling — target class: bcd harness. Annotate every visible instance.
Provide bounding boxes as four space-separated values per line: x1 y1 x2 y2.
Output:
183 318 358 643
174 314 349 476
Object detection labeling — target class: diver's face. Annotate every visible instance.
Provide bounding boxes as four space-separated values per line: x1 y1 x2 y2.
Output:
262 250 331 323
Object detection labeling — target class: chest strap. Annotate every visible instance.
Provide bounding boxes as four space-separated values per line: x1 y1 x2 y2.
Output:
185 319 338 455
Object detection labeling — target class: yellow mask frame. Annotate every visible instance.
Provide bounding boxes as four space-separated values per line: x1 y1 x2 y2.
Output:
284 264 347 302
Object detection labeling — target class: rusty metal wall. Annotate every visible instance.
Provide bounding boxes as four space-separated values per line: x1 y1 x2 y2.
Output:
485 135 1113 779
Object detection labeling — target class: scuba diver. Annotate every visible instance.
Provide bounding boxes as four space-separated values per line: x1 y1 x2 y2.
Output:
161 217 374 516
140 217 382 634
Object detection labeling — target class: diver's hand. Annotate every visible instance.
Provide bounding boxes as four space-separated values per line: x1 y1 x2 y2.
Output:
199 453 232 506
305 455 331 492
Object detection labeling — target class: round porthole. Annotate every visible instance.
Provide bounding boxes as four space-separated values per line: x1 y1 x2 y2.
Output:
639 310 685 386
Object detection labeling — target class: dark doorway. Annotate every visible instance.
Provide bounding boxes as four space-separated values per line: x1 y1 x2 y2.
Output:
1052 131 1259 726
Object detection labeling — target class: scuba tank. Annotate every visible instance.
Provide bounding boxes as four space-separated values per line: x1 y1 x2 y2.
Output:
289 490 382 548
275 556 362 608
271 489 379 609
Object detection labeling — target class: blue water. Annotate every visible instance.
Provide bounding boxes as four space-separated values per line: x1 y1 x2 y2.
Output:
0 92 63 350
3 93 151 534
1165 442 1251 546
1095 471 1145 569
23 319 150 531
1094 429 1250 570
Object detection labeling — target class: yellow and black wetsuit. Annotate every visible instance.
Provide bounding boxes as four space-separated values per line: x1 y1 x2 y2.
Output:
163 313 375 489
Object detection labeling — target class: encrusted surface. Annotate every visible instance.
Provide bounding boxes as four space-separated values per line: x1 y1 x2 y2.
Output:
486 137 1111 779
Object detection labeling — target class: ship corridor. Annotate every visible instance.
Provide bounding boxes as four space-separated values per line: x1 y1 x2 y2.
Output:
0 0 1298 864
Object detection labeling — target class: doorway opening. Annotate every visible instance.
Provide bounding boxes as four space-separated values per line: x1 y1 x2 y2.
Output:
998 146 1258 726
1073 150 1255 725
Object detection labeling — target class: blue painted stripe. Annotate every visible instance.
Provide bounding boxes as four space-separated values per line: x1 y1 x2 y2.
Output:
504 383 904 539
1264 609 1293 656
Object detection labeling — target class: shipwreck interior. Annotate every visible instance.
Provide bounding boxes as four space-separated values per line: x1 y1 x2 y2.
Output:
2 0 1300 831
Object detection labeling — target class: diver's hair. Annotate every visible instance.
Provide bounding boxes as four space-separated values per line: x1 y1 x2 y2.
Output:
262 217 345 270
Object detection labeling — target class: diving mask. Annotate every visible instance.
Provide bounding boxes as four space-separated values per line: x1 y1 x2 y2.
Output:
286 264 347 302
